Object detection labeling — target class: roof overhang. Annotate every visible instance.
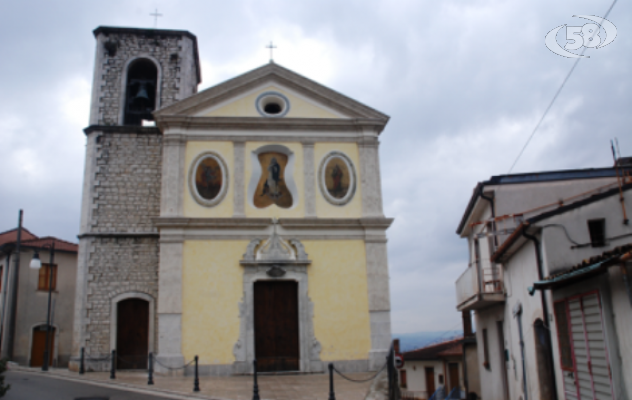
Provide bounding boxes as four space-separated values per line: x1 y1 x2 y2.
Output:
528 255 626 294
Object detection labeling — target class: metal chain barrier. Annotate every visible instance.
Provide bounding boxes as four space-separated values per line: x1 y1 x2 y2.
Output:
332 361 387 383
153 356 196 371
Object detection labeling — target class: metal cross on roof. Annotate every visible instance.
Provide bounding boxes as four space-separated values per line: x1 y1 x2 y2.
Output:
266 41 277 62
150 9 163 28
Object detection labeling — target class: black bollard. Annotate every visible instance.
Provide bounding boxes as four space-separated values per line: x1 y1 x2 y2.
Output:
148 353 154 385
193 355 200 392
328 363 336 400
110 350 116 379
252 359 260 400
79 347 85 375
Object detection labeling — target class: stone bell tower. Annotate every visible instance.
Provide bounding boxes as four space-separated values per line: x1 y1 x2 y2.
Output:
71 27 201 371
88 26 201 125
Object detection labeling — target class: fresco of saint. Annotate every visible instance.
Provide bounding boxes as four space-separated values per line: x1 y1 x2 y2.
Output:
254 152 293 208
195 156 223 200
324 158 350 199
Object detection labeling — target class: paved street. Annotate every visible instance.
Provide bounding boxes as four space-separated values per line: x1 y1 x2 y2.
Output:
5 371 176 400
4 367 376 400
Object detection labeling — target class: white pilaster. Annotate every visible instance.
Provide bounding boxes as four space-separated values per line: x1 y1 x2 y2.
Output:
233 141 246 217
303 143 316 217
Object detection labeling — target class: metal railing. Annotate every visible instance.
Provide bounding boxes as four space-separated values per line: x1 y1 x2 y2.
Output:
455 261 503 307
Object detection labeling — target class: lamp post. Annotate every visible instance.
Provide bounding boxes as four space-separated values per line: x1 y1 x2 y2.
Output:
29 240 55 371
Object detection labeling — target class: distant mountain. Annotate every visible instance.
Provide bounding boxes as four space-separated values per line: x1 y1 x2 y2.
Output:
393 330 463 352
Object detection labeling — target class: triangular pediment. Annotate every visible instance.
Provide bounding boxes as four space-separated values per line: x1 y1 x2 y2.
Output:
154 62 389 121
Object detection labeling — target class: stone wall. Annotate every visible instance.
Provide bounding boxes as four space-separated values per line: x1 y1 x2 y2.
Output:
83 236 159 356
93 31 198 125
92 131 162 233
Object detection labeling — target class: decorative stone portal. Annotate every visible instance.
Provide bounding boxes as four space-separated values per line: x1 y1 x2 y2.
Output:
233 221 323 374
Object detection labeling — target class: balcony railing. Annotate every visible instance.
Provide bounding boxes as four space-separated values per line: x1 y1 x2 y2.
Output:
455 261 504 311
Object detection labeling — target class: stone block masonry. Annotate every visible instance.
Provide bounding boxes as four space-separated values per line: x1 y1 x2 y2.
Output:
92 132 162 233
83 236 159 357
93 31 198 125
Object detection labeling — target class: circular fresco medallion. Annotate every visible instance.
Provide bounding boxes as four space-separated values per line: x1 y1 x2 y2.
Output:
318 151 356 206
189 152 229 207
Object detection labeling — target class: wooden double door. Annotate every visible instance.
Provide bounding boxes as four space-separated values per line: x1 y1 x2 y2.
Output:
254 281 300 372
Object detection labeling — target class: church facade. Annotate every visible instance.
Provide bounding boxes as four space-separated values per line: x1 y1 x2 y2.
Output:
72 26 393 375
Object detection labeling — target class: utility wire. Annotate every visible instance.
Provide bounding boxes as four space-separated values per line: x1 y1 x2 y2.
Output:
508 0 618 174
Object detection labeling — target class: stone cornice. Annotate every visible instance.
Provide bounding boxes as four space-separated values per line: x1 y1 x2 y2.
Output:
78 232 160 238
153 217 393 231
83 125 162 136
154 217 271 229
279 217 394 230
156 115 386 134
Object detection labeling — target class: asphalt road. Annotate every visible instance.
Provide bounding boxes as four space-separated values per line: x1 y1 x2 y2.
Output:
4 371 175 400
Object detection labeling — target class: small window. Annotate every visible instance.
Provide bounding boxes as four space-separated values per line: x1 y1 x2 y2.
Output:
482 328 490 370
38 264 57 291
400 369 407 388
554 300 574 370
587 219 606 247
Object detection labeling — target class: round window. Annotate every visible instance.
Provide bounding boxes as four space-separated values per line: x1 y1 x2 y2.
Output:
256 92 290 118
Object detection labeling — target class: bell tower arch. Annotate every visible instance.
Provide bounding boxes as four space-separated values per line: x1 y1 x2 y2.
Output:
87 26 201 126
123 57 159 125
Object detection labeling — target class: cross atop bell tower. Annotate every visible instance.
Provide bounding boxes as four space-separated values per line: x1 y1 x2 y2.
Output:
88 26 201 126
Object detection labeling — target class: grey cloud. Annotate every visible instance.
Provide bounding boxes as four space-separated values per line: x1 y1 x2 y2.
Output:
0 0 629 333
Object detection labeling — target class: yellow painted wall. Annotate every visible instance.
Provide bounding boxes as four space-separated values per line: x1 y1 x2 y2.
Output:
305 240 371 360
203 85 344 119
181 240 246 364
183 141 234 218
181 239 371 364
314 143 363 218
244 141 305 218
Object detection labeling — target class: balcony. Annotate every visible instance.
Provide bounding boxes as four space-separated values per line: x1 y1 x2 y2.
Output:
455 261 504 311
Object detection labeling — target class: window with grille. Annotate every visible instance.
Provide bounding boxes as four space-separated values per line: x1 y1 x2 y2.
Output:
37 264 57 291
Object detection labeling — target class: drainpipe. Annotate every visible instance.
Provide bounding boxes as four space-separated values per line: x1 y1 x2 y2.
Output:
513 303 528 400
522 229 558 400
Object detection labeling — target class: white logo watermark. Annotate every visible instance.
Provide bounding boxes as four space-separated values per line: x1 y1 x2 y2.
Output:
545 15 617 58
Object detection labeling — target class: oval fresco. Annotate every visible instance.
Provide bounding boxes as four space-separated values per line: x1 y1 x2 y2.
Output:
319 152 356 205
190 152 228 206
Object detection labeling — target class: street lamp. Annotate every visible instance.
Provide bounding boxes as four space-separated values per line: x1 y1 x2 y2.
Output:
29 240 55 372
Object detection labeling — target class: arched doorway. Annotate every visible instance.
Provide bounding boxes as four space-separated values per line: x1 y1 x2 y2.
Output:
116 298 149 369
123 58 158 125
31 325 55 367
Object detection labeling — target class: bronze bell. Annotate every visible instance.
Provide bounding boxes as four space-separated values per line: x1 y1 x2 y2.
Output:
134 83 150 101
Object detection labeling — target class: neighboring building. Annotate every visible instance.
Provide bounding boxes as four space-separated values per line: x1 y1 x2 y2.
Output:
400 337 467 399
0 227 78 367
73 26 393 375
455 161 632 400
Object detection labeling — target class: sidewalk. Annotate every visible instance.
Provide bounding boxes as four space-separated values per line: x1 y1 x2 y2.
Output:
8 365 375 400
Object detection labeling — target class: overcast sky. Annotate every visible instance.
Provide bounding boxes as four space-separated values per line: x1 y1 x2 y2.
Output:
0 0 630 334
